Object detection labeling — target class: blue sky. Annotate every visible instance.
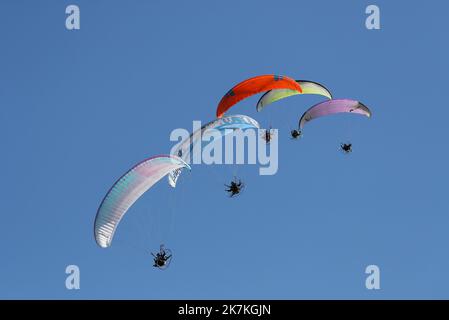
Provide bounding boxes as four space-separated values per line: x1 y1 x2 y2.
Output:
1 0 448 299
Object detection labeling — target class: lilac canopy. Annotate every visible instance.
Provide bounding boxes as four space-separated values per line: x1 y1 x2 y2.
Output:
299 99 371 130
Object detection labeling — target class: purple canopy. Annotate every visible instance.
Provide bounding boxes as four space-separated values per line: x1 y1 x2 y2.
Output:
299 99 371 129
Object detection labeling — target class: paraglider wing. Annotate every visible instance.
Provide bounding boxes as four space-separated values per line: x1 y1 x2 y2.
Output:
216 75 302 118
94 155 190 248
299 99 371 130
168 114 260 187
256 80 332 112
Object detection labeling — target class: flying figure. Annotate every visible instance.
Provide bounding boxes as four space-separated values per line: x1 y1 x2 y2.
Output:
290 129 302 139
225 177 244 197
262 128 274 144
340 143 352 154
151 245 172 269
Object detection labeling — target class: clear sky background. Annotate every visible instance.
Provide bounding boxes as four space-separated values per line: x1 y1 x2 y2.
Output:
1 0 448 299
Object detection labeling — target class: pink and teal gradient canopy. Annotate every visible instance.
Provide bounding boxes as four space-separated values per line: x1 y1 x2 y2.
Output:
94 155 190 248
